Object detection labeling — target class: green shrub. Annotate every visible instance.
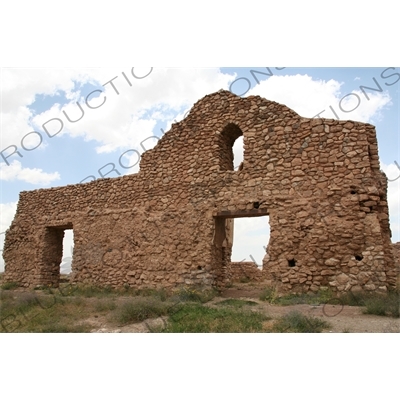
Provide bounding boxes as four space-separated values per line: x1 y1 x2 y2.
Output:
70 285 114 298
113 298 170 325
339 291 366 307
216 299 258 308
137 287 170 301
386 290 400 318
14 292 41 313
174 286 217 303
95 299 117 312
363 290 399 318
363 298 386 316
259 287 278 303
260 288 334 306
1 282 20 290
163 303 269 333
273 311 331 333
339 289 399 317
0 289 14 302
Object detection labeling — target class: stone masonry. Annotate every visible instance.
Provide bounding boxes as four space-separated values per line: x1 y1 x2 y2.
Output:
3 90 397 293
391 242 400 287
229 262 265 283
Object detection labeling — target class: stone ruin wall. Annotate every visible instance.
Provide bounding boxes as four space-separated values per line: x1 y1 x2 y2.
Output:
3 90 397 293
229 262 264 283
392 242 400 287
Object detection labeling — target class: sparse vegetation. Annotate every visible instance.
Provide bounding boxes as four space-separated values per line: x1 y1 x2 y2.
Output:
272 311 331 333
62 284 116 298
94 299 117 312
1 281 20 290
173 286 218 303
259 286 333 305
259 285 399 318
339 289 399 318
363 291 399 317
259 287 278 303
162 303 270 333
0 282 397 333
0 290 93 333
137 287 170 301
216 299 258 308
112 297 170 325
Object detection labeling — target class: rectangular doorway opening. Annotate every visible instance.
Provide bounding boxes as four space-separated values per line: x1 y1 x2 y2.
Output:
41 223 73 287
213 211 269 286
231 216 270 268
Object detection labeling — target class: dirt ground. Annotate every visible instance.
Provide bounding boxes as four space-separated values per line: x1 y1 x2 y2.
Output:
89 284 400 333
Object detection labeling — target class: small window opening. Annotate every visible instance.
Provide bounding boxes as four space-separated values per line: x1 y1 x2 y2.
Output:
355 255 363 261
288 258 296 267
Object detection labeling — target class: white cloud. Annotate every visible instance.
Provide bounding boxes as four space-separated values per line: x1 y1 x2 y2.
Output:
0 202 17 234
1 70 393 160
59 68 234 152
0 202 18 272
339 89 391 124
1 68 235 160
0 160 60 185
1 68 104 113
246 74 391 123
1 68 107 152
247 74 342 117
381 163 400 242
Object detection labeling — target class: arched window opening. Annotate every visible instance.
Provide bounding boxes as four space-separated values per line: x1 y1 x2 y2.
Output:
218 123 243 171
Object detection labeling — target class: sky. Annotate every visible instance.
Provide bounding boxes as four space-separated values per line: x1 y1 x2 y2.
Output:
1 67 399 272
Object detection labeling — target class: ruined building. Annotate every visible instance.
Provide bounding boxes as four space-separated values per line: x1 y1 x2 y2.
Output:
3 90 397 293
